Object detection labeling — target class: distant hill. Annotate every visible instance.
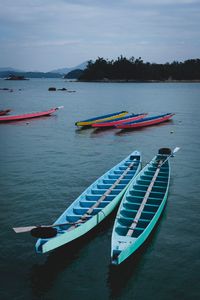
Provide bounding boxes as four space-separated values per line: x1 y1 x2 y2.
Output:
0 71 62 79
0 67 24 73
50 61 88 74
0 61 88 78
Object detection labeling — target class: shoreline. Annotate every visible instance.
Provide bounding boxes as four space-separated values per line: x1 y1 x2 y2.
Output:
78 79 200 83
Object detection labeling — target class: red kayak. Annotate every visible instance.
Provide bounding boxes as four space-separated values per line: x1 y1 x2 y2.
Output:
116 113 174 129
0 109 11 116
91 113 147 128
0 106 63 122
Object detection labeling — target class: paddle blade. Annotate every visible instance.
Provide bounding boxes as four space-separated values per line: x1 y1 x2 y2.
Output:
158 148 172 155
30 227 57 238
173 147 180 154
13 226 37 233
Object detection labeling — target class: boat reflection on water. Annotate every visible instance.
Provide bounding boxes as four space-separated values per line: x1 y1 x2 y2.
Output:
30 213 116 298
107 216 164 298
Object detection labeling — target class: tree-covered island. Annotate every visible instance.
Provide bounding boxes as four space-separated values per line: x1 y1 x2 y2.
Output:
79 56 200 82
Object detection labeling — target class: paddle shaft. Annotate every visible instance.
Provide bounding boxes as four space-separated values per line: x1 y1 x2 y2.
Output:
127 159 164 236
13 221 85 233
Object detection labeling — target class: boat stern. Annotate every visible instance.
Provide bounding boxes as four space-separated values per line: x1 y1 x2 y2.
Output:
111 236 136 265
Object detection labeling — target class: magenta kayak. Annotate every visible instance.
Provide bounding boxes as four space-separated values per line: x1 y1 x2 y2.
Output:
116 113 174 129
92 113 147 128
0 106 63 122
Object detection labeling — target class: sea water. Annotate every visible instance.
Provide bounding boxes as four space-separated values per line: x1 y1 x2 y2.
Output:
0 79 199 299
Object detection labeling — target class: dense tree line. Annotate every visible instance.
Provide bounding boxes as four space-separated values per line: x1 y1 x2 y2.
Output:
79 56 200 81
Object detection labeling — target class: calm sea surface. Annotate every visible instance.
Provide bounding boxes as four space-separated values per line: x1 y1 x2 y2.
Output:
0 79 199 300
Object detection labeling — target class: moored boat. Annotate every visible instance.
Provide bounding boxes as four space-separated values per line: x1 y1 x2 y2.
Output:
111 148 174 265
75 111 128 127
115 113 174 129
0 106 63 122
13 150 141 253
0 109 11 116
91 113 147 128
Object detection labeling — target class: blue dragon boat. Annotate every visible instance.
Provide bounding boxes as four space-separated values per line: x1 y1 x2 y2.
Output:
111 148 173 265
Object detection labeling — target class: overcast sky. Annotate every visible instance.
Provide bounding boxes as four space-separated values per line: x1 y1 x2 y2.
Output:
0 0 199 71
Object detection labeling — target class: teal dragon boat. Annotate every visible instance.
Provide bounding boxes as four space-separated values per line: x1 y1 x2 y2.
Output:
111 148 175 265
14 151 141 253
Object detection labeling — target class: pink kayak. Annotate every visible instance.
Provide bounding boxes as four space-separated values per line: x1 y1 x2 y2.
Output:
0 106 63 122
116 113 174 129
92 113 147 128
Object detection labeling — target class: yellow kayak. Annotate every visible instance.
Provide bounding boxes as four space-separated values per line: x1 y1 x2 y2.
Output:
75 110 128 127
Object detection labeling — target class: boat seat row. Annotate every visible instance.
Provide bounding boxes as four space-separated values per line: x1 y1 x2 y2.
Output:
96 184 126 190
117 215 150 227
66 214 92 223
73 206 103 215
113 169 137 175
91 189 123 195
115 225 144 237
140 174 168 182
136 179 167 187
85 194 115 201
102 179 130 185
108 174 134 180
120 208 155 219
116 218 152 236
128 190 165 199
132 184 166 193
78 200 111 208
115 216 151 232
145 165 168 171
148 172 168 178
125 196 162 206
123 202 159 213
118 218 150 228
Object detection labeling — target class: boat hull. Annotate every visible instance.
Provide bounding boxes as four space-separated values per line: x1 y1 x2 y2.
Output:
75 111 128 127
116 113 174 129
91 113 147 128
35 150 142 253
111 152 170 265
0 107 58 122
